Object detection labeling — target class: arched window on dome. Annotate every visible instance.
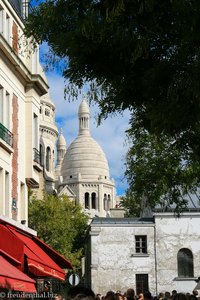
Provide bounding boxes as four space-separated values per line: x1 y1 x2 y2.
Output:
177 248 194 277
108 194 111 209
92 193 96 209
46 146 51 172
85 192 89 209
103 194 107 210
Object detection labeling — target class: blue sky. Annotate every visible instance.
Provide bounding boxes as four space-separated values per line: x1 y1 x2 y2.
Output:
32 2 131 196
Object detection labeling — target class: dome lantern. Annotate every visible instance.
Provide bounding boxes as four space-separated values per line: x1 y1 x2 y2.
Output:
78 96 90 136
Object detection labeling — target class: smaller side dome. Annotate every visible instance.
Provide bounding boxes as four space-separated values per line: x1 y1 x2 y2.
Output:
57 128 67 147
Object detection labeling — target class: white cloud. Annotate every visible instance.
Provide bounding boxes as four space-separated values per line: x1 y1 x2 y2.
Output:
45 67 130 196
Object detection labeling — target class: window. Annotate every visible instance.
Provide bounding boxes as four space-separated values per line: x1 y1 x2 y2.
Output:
51 109 55 120
0 5 3 34
20 182 25 220
45 109 50 116
5 14 10 43
135 235 147 254
177 248 194 277
136 274 149 294
0 87 12 147
5 171 9 216
108 194 111 209
0 86 3 124
12 198 17 211
103 194 107 210
92 192 96 209
40 144 43 166
5 92 10 129
46 147 51 171
85 192 89 209
0 88 10 129
33 113 38 149
0 168 3 213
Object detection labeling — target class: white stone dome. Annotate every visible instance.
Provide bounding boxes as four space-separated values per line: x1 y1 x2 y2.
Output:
61 98 110 181
61 134 109 180
57 128 66 147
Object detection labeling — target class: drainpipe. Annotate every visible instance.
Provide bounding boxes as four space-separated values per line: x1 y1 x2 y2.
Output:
154 216 158 296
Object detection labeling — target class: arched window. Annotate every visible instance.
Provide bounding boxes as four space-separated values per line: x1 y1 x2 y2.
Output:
46 147 51 171
40 144 43 166
92 193 96 209
108 194 111 209
85 192 89 209
177 248 194 277
103 194 107 210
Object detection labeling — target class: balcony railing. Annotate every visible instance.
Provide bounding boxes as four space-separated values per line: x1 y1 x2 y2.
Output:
33 148 42 165
0 123 13 147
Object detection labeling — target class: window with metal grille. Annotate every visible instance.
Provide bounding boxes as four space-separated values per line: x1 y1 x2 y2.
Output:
177 248 194 277
135 235 147 254
136 274 149 294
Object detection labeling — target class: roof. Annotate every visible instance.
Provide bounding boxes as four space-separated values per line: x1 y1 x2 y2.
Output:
91 217 154 225
154 190 200 213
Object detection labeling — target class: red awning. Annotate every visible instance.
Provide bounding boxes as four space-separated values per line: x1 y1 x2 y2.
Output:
8 227 70 280
0 256 36 292
0 224 24 269
33 236 73 269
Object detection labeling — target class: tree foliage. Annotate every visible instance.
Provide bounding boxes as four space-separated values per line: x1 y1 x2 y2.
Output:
121 190 141 217
28 194 89 269
26 0 200 138
123 127 200 215
26 0 200 208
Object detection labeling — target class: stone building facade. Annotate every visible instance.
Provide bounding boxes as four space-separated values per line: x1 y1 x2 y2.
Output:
0 0 48 224
0 1 73 292
85 212 200 295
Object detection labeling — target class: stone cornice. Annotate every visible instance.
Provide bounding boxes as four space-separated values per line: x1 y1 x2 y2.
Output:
0 34 49 96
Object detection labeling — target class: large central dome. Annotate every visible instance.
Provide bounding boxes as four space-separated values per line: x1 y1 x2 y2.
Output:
61 99 110 181
61 135 109 180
